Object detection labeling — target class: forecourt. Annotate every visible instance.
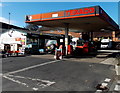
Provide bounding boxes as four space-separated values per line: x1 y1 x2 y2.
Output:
25 6 119 55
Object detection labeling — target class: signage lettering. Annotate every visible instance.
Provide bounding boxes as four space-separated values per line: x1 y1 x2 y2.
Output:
65 7 95 16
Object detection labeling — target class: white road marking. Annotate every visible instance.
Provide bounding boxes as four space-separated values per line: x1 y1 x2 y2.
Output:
102 83 108 86
3 75 29 87
40 80 55 86
95 78 112 93
32 87 38 91
7 74 25 79
2 60 59 90
7 74 55 86
95 90 102 93
0 73 2 77
114 85 120 91
3 74 56 90
98 50 120 53
96 90 102 92
2 60 58 90
5 60 60 75
104 78 111 82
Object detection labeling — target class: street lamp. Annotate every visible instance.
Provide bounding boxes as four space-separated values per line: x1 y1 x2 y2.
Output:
9 12 11 24
7 12 11 30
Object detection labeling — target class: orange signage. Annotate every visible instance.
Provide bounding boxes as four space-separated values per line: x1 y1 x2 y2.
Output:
65 7 95 16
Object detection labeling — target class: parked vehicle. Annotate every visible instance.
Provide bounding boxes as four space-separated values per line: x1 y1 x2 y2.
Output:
100 38 112 49
2 43 25 58
70 39 97 55
46 40 58 54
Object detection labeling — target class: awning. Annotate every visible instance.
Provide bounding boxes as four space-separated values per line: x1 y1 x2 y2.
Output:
25 6 119 32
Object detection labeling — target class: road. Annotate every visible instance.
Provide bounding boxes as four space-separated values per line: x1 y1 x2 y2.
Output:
1 53 117 92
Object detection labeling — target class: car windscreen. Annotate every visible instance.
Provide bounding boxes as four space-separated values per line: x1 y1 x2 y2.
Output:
101 42 109 45
77 40 85 46
46 40 57 46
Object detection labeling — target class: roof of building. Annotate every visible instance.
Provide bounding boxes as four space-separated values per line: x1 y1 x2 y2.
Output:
1 22 28 30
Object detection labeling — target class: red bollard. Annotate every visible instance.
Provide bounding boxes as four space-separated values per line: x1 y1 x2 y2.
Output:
68 45 73 55
54 49 63 60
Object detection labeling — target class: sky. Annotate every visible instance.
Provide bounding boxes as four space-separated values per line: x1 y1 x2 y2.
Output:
1 0 120 2
0 2 119 28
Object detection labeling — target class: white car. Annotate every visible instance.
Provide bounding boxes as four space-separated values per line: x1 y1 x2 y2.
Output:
100 39 112 49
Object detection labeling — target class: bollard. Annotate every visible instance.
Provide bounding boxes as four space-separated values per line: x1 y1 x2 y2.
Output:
54 48 63 60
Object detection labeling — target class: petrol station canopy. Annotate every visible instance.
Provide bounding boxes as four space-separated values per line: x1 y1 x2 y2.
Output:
25 6 119 32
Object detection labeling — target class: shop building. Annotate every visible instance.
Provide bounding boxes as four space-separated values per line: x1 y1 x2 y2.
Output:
0 22 28 53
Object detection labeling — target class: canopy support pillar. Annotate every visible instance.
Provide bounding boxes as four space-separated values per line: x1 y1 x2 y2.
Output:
90 32 93 41
64 23 69 55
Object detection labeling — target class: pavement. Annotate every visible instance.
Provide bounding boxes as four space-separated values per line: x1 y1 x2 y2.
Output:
112 75 120 92
66 55 120 92
1 49 120 92
2 60 115 91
